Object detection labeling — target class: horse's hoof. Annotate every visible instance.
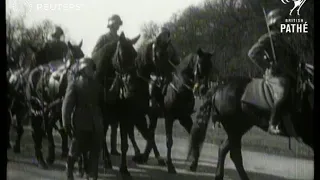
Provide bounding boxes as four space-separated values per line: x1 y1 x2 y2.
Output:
104 161 113 170
167 165 177 174
13 145 20 153
120 167 131 177
37 160 48 169
132 154 146 164
189 162 198 172
46 157 55 165
111 150 121 156
77 170 84 178
157 159 166 166
214 175 223 180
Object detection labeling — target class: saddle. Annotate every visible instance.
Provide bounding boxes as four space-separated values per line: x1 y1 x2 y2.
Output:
47 60 70 96
241 75 288 110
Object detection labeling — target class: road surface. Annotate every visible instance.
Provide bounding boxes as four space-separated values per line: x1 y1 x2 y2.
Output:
7 129 313 180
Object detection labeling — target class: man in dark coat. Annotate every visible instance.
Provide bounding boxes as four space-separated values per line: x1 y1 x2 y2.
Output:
44 26 69 62
62 58 104 180
91 14 123 156
245 9 300 135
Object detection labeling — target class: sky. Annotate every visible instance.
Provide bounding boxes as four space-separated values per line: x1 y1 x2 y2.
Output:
6 0 203 55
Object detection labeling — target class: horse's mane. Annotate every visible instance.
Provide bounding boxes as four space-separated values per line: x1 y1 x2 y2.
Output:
93 41 118 80
175 53 197 75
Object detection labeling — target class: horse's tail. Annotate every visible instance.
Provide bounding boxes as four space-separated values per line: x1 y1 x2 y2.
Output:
186 98 212 162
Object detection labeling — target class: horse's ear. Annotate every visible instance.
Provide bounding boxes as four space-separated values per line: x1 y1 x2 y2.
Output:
130 34 141 45
67 41 73 48
78 39 83 48
197 48 204 57
119 32 125 41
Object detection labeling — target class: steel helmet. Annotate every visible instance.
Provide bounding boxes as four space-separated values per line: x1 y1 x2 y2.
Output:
51 26 64 38
266 9 283 27
107 14 123 28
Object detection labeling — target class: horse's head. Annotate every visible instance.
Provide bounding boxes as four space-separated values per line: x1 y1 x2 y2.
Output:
66 40 84 64
193 48 214 95
113 32 138 73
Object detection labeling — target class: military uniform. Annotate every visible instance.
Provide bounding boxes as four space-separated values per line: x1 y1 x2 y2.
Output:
246 9 299 135
62 58 104 180
44 26 69 62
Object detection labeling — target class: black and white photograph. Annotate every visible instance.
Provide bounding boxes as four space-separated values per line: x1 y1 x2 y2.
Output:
6 0 314 179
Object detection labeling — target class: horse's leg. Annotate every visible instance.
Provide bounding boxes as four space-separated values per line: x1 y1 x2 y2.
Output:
179 116 198 171
133 113 155 163
13 111 25 153
46 118 55 165
103 121 112 172
229 136 249 180
110 121 121 156
215 138 231 180
128 121 141 156
148 113 165 165
165 116 176 174
31 115 48 169
78 152 89 178
57 118 68 159
77 153 84 178
217 113 252 180
119 120 130 177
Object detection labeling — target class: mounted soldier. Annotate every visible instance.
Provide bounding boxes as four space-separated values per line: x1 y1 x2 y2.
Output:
148 27 180 109
91 14 123 156
62 57 104 180
92 14 123 56
244 9 300 135
44 26 69 64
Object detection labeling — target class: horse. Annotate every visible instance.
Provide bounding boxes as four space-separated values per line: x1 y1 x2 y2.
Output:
92 32 142 176
7 49 39 153
133 47 213 174
116 33 181 167
25 40 84 169
186 63 314 180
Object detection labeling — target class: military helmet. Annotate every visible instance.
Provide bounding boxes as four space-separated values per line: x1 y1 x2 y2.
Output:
266 9 283 27
51 26 64 38
107 14 123 28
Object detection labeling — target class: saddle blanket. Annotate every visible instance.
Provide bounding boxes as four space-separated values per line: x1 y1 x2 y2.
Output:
241 77 288 110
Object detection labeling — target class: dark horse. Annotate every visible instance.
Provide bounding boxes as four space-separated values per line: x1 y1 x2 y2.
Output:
92 32 142 176
187 64 313 180
7 40 72 155
25 41 84 169
134 48 214 174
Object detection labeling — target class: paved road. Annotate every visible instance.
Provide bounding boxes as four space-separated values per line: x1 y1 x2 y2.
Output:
7 130 313 180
